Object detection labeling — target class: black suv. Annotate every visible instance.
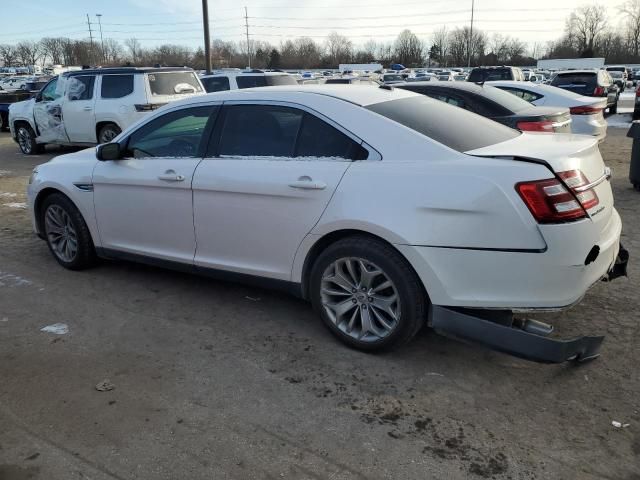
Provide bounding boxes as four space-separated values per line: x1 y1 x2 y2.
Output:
551 70 619 114
467 66 524 82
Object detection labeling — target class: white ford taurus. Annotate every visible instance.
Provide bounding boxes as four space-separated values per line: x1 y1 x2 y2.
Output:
26 85 628 362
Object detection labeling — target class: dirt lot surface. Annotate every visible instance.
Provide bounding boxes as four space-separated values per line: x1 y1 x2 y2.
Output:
0 129 638 480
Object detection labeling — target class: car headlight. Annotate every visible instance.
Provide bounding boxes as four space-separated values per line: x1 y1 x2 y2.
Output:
28 168 38 185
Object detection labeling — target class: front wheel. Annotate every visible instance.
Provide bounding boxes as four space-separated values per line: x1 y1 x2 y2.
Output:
0 112 8 131
609 102 618 115
310 236 427 351
41 193 97 270
98 123 121 144
16 124 44 155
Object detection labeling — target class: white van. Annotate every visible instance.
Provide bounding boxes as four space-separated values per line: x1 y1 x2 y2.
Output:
9 67 205 154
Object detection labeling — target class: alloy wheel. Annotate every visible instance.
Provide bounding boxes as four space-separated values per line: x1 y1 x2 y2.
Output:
17 127 32 154
45 205 78 263
320 257 401 342
99 127 119 143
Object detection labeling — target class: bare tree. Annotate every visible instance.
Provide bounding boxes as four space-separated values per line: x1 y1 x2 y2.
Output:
0 44 18 67
394 29 423 66
16 40 41 67
124 38 142 64
40 37 66 65
567 4 608 54
622 0 640 56
102 38 124 65
431 27 449 66
325 32 352 66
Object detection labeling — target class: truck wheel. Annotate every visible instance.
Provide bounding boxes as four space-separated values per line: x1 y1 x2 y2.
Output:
0 113 8 131
16 124 44 155
609 102 618 115
98 123 121 144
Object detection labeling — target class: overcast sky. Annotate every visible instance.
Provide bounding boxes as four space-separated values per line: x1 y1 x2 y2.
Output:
1 0 624 52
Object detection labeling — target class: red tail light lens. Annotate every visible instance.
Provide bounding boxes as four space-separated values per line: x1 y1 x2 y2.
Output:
593 86 605 96
516 170 599 224
569 105 603 115
636 85 640 98
516 120 555 132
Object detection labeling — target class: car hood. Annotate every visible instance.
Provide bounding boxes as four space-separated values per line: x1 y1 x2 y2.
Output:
47 147 97 166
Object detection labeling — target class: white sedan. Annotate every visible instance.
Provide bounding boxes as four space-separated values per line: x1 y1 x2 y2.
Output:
487 81 608 140
26 85 627 362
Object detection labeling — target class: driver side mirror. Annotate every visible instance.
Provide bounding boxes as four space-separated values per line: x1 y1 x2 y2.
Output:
96 142 122 161
35 93 43 102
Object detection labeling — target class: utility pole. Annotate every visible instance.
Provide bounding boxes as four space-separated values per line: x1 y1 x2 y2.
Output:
244 6 251 68
202 0 212 74
467 0 475 68
96 14 105 64
86 14 95 66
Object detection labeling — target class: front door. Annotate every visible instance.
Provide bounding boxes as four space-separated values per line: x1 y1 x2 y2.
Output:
33 77 69 144
93 105 217 264
61 75 97 143
192 103 369 280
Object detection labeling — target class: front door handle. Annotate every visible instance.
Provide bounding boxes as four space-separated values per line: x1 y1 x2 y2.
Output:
289 176 327 190
158 170 185 182
83 106 93 111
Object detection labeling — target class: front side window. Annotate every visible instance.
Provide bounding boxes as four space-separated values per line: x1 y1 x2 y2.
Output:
217 104 367 159
201 76 230 93
126 106 216 158
40 78 60 101
67 76 95 101
101 74 134 98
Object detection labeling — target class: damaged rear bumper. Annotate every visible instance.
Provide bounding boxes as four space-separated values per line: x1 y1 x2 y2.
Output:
603 243 629 282
431 306 604 363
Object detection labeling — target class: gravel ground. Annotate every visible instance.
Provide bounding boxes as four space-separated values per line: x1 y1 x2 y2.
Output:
0 128 638 480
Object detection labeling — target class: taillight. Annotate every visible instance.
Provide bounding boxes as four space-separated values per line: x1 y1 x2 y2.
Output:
516 169 599 224
134 103 165 112
593 86 605 96
636 85 640 98
516 120 555 132
569 105 603 115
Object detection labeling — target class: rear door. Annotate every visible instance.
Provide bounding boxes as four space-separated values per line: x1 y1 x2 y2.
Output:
192 102 368 280
61 75 97 143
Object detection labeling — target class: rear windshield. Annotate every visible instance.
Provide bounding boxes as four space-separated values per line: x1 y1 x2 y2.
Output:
147 72 203 96
468 68 512 82
236 74 297 88
366 96 520 152
383 74 404 81
475 85 534 113
551 73 597 89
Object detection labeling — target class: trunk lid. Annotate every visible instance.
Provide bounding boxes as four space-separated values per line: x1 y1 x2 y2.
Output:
466 133 613 231
513 105 572 133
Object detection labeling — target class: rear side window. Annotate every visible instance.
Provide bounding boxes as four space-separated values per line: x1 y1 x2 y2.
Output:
366 96 520 152
147 72 203 96
265 75 298 86
201 76 230 92
495 87 542 104
67 75 95 101
325 79 350 84
101 74 134 98
297 113 367 159
236 76 268 89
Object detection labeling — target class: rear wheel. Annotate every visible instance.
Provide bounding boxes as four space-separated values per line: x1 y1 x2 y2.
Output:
98 123 121 144
16 124 44 155
609 101 618 115
0 112 8 131
41 193 97 270
310 236 427 351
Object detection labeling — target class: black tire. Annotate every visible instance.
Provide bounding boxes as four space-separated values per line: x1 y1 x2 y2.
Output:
634 183 640 192
15 124 44 155
609 102 618 115
0 112 8 131
98 123 121 144
310 235 427 352
41 193 97 270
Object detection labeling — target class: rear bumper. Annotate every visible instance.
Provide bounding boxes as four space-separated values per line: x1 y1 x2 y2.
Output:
397 208 623 309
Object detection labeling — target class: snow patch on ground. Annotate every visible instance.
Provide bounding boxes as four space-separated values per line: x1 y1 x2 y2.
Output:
0 193 18 198
0 271 33 287
40 323 69 335
3 202 27 209
607 113 633 129
0 170 12 177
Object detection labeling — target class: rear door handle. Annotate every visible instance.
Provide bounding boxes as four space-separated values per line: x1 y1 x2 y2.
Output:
289 176 327 190
83 106 93 111
158 170 185 182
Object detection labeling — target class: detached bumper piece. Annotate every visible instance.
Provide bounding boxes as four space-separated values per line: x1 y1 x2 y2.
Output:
431 306 604 364
603 243 629 282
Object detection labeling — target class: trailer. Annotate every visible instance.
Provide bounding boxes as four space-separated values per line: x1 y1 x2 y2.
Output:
536 58 605 71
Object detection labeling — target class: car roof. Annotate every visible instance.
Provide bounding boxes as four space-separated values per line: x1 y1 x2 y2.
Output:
168 85 417 107
400 81 487 93
201 71 291 78
554 70 598 75
63 67 194 77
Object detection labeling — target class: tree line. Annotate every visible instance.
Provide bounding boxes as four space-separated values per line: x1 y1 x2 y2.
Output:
1 2 639 71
